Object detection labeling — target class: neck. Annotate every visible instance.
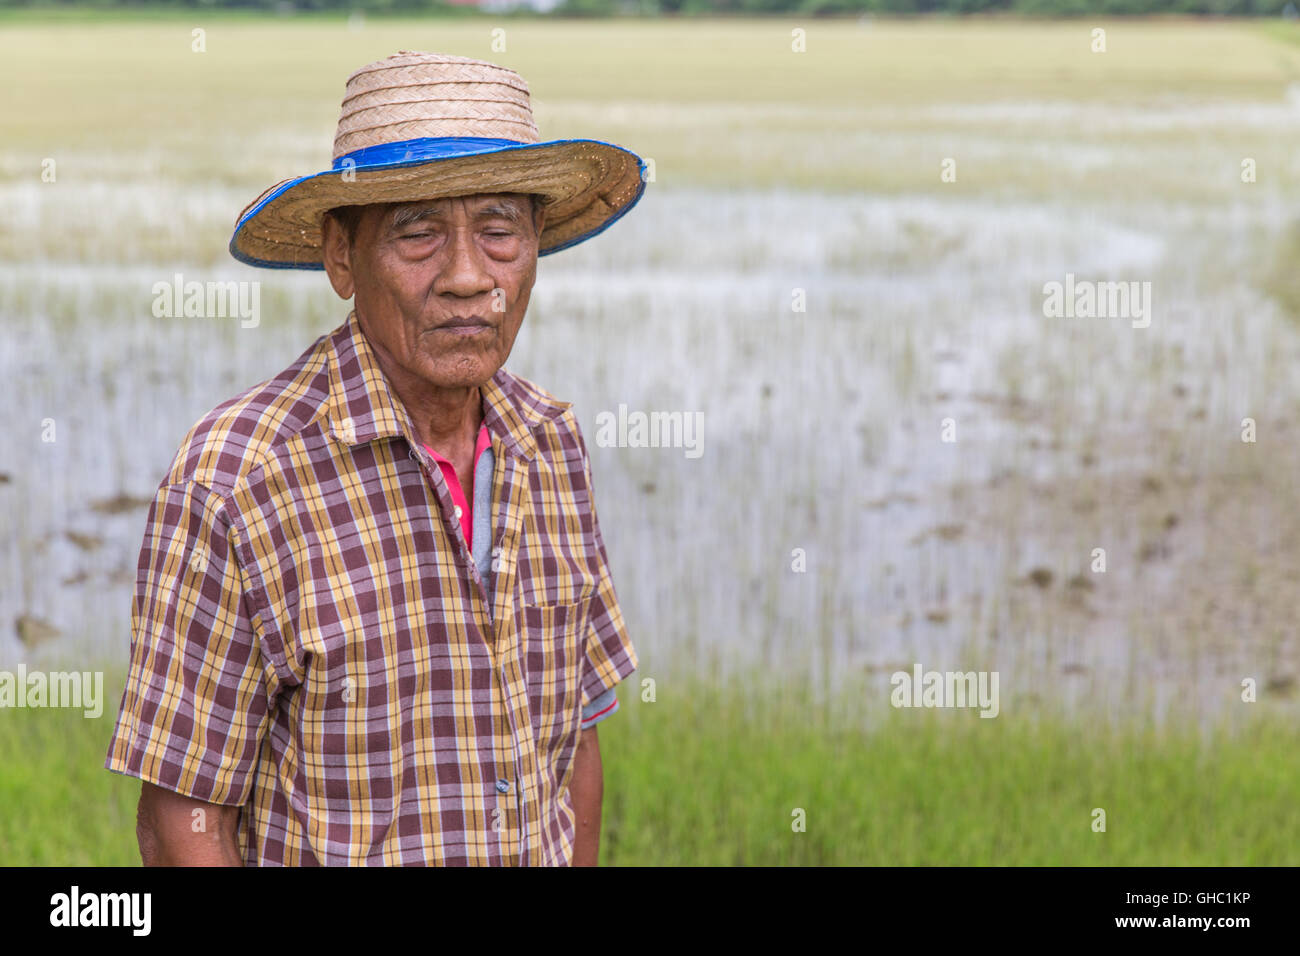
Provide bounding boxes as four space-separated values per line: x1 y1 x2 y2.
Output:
359 320 484 454
405 382 482 453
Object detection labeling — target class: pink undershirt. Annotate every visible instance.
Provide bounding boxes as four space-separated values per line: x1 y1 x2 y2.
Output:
422 423 492 552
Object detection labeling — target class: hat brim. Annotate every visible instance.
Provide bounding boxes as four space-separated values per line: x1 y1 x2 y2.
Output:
229 138 647 269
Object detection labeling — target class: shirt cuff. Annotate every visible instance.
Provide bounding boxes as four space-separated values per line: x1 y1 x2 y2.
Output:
580 687 619 729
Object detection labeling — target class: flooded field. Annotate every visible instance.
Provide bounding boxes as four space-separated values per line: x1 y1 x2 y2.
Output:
3 17 1300 730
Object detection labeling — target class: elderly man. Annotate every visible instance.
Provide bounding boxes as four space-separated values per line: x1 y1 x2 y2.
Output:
104 52 646 866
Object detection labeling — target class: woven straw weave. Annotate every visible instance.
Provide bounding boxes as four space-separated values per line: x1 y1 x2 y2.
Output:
229 51 645 267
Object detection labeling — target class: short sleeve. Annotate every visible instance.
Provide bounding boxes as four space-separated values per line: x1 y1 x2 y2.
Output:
104 480 279 806
573 425 638 715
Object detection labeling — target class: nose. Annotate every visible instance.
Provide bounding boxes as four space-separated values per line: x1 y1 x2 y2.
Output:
433 224 496 300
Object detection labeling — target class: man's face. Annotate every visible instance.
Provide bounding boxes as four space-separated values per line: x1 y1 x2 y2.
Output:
321 192 544 390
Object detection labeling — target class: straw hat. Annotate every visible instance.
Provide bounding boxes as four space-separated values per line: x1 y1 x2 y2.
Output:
229 51 648 269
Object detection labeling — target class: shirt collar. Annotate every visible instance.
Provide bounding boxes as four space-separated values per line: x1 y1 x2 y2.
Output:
325 309 568 463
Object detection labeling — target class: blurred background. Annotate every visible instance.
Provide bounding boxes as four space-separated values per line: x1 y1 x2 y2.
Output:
2 2 1299 865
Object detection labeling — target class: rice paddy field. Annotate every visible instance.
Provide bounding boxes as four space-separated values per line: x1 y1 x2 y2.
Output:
2 12 1300 865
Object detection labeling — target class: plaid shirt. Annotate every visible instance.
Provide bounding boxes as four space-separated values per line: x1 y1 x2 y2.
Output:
105 310 638 866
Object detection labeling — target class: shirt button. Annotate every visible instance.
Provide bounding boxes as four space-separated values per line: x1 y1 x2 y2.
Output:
453 505 463 520
495 779 511 794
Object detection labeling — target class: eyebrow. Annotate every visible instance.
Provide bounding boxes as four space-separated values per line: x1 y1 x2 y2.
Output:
389 199 528 231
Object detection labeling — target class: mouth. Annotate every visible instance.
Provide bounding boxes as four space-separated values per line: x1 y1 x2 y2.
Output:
431 317 492 336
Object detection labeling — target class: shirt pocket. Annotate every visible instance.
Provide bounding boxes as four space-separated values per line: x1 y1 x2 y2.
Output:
522 599 589 761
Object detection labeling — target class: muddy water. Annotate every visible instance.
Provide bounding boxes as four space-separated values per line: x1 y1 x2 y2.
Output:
2 181 1298 727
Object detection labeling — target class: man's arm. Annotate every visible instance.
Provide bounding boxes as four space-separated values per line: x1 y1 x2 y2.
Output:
136 781 243 866
570 725 603 866
105 481 281 865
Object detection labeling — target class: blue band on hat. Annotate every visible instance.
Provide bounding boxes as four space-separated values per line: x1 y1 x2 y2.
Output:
230 134 647 268
332 136 528 170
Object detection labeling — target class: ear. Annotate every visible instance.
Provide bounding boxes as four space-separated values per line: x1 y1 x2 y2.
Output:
531 198 546 243
320 212 355 300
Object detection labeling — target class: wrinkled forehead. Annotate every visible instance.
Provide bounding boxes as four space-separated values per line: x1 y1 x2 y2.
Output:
386 193 536 225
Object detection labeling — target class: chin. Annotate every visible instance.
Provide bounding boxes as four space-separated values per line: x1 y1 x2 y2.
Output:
424 360 498 389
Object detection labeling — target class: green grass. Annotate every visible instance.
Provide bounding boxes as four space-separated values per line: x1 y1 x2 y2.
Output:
2 672 1296 865
602 679 1300 865
0 674 138 866
4 17 1300 188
